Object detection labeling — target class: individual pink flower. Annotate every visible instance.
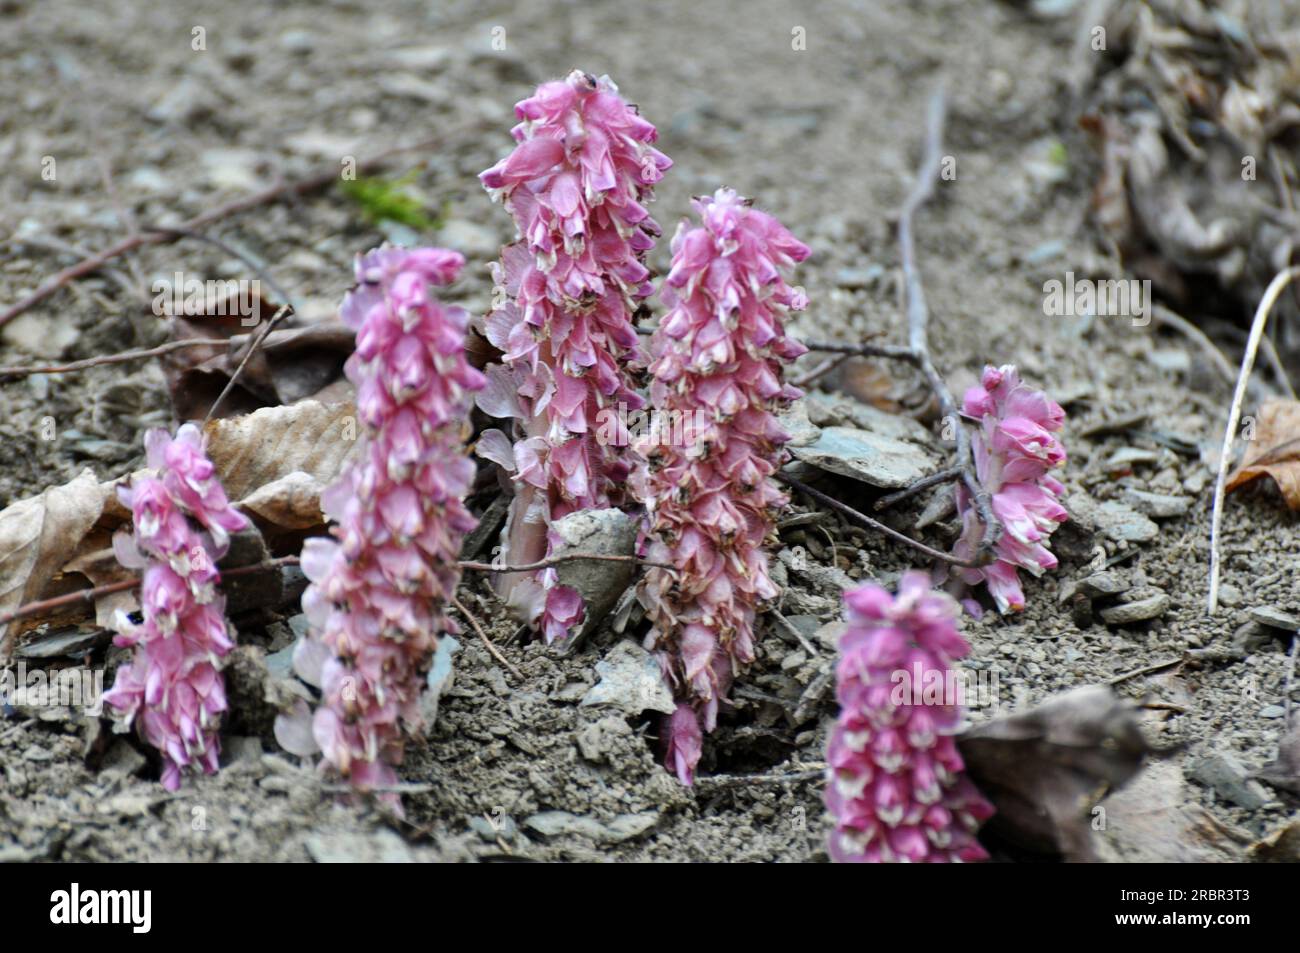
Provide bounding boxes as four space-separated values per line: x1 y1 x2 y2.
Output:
293 246 483 802
103 425 249 791
635 187 808 784
825 572 994 863
952 365 1068 613
476 70 672 643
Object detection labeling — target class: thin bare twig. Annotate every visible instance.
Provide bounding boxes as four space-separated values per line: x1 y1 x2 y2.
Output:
777 472 986 568
695 766 826 788
791 352 850 389
1208 265 1300 613
874 465 962 510
204 303 293 424
1108 656 1184 686
796 87 998 561
0 337 232 379
452 593 523 681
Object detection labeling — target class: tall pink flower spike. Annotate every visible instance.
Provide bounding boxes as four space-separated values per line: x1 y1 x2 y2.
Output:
476 69 672 643
295 246 484 800
103 424 250 791
951 365 1067 614
635 187 809 784
826 571 994 862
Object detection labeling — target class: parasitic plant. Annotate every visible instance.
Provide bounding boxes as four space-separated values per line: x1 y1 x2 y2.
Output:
635 187 809 783
952 365 1067 613
293 246 484 796
825 571 994 862
103 424 250 790
476 69 672 643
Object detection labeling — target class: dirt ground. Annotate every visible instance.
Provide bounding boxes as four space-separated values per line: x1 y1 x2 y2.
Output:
1 0 1297 862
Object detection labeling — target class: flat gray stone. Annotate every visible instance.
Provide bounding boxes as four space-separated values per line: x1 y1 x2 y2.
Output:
790 425 939 489
1249 606 1300 631
523 810 658 844
1078 571 1130 600
581 640 675 716
1189 753 1270 810
1122 489 1191 519
1100 592 1170 625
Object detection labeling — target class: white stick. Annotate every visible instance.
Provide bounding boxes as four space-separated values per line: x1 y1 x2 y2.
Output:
1207 266 1300 614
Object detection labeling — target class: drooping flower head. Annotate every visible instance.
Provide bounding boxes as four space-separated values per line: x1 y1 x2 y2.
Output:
636 187 809 783
476 70 672 643
103 425 250 791
952 365 1067 613
826 572 994 862
292 246 483 800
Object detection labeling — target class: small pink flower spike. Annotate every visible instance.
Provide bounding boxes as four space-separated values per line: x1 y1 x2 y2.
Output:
952 365 1068 613
635 187 809 784
476 70 671 642
103 424 250 791
296 246 484 805
826 572 995 863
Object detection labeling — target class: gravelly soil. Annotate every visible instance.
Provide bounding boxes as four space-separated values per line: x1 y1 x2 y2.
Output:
1 0 1297 862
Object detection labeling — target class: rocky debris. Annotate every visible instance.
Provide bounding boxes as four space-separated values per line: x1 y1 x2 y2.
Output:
1078 571 1130 600
13 627 108 660
789 425 940 489
1232 622 1276 654
469 812 518 843
523 810 659 844
1104 447 1160 472
1248 606 1300 631
1188 753 1271 811
576 715 632 764
305 830 418 863
776 400 821 448
580 640 675 716
1066 493 1158 544
1099 589 1170 626
1121 488 1191 519
549 508 638 642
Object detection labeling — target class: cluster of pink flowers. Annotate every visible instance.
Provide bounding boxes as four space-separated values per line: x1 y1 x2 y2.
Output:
825 572 994 862
951 365 1068 614
295 246 484 794
635 188 809 784
103 425 250 791
477 69 672 643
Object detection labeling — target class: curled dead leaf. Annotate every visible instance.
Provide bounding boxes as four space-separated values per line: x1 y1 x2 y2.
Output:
1225 399 1300 508
203 400 360 502
0 470 105 658
958 685 1151 861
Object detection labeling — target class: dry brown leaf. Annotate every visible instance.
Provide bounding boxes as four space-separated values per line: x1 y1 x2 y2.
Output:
1225 398 1300 506
63 537 138 629
237 471 331 530
959 685 1151 861
0 470 106 657
204 400 359 501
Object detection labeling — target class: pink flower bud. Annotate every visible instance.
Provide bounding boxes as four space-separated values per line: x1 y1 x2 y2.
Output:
477 72 671 642
103 424 249 790
952 365 1067 613
826 572 994 862
636 188 808 784
292 246 483 807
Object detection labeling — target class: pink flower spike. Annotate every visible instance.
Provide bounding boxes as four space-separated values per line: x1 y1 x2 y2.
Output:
289 246 483 808
952 364 1068 614
826 572 994 863
103 426 249 789
635 188 808 784
477 70 671 643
